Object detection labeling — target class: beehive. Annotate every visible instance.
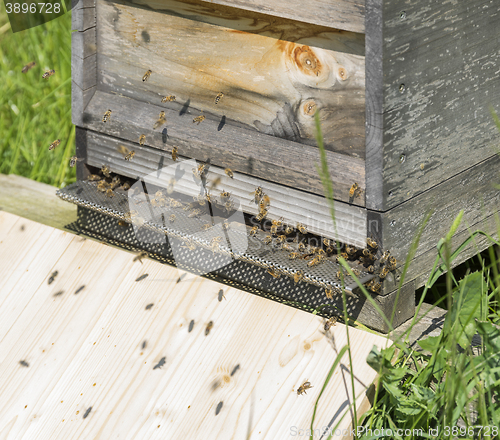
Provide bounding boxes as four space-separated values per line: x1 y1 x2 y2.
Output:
68 0 500 332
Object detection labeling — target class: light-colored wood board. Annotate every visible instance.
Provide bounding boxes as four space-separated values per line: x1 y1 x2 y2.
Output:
198 0 365 34
0 211 389 439
71 27 96 60
85 131 368 247
71 6 96 31
72 53 97 91
380 0 500 209
79 90 366 205
0 174 77 232
96 0 365 158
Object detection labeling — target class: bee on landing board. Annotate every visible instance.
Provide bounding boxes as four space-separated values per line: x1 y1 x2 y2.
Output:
250 186 263 204
297 381 313 395
379 251 391 266
366 237 378 251
154 111 166 129
22 61 36 73
48 139 61 151
193 115 205 125
87 174 101 181
139 134 146 146
102 109 112 123
142 69 152 82
296 223 307 234
349 183 362 201
42 69 55 79
117 145 136 161
249 226 259 237
214 92 224 104
171 146 178 161
161 95 176 102
69 156 84 167
293 270 305 284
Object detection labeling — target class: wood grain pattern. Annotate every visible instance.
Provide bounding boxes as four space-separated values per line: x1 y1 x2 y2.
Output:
71 7 96 31
96 0 366 159
79 90 366 205
0 211 388 439
71 27 96 60
380 0 500 209
198 0 365 34
72 53 97 90
72 82 96 126
84 130 367 247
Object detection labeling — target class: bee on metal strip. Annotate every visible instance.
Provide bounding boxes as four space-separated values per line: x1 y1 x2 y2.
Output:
142 69 152 81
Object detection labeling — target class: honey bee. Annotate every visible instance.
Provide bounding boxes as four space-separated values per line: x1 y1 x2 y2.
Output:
259 195 270 211
22 61 36 73
379 266 390 280
110 176 121 189
281 243 293 252
205 321 214 335
249 226 259 236
139 134 146 146
42 69 55 79
267 267 281 278
224 200 234 213
87 174 102 181
315 248 326 256
171 147 178 161
362 248 373 257
250 187 263 204
106 188 115 198
324 287 334 299
193 115 205 125
222 220 230 231
256 209 268 221
264 235 272 245
133 251 148 264
117 145 135 161
142 69 152 81
289 252 300 260
48 139 61 151
225 168 234 178
297 381 313 395
161 95 176 102
298 242 306 253
211 241 221 254
352 268 361 276
102 109 112 123
209 176 221 190
307 255 325 267
324 316 337 331
169 214 176 222
101 165 111 178
366 237 378 251
367 280 381 293
340 252 349 260
154 111 166 129
69 156 84 167
96 180 108 192
276 234 286 245
379 251 391 265
323 238 333 247
336 269 343 279
367 265 375 274
284 225 294 235
296 223 307 234
220 190 231 199
387 256 397 271
349 183 362 199
214 92 224 104
192 163 208 179
346 246 357 257
294 270 305 284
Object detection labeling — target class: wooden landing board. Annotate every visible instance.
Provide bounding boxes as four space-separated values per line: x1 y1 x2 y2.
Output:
0 211 388 439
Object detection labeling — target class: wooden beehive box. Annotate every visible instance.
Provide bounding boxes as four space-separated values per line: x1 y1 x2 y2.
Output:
71 0 500 331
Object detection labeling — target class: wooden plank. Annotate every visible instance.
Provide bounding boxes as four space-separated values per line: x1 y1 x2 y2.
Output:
380 0 500 209
0 212 388 439
95 0 366 161
364 0 383 211
198 0 365 34
72 82 96 126
80 90 366 205
71 0 95 9
71 6 96 31
71 53 96 90
71 27 96 60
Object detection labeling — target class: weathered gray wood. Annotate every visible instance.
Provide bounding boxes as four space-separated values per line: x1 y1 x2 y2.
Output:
71 27 96 60
72 82 96 126
71 0 95 9
380 0 500 209
71 6 96 31
85 130 368 246
197 0 365 34
71 52 96 90
79 90 366 204
75 127 90 181
364 0 383 211
96 0 366 160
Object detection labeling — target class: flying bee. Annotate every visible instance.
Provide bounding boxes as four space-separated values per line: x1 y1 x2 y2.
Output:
142 69 152 81
324 287 334 300
289 252 300 260
22 61 36 73
169 214 176 222
87 174 102 181
249 226 258 236
42 69 55 79
205 321 214 336
117 145 136 161
379 251 391 265
255 209 268 222
324 316 337 331
48 139 61 151
297 381 313 395
192 163 208 179
133 251 148 264
212 236 223 244
209 176 221 190
154 111 166 129
296 223 307 234
267 267 281 278
284 225 294 235
225 168 234 178
214 92 224 104
193 115 205 125
259 195 270 211
366 237 378 251
211 241 221 254
102 109 112 123
69 156 84 167
193 195 205 206
118 219 128 227
293 271 305 284
139 134 146 146
250 187 263 204
161 95 176 102
379 266 390 280
171 146 178 161
264 235 272 245
101 165 111 178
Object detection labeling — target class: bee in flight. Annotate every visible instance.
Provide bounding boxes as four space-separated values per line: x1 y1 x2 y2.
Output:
22 61 36 73
42 69 55 79
154 111 166 129
161 95 176 102
139 134 146 146
297 381 313 395
205 321 214 336
102 109 112 123
171 146 178 161
48 139 61 151
193 115 205 125
69 156 84 167
117 145 136 161
214 92 224 105
142 69 152 82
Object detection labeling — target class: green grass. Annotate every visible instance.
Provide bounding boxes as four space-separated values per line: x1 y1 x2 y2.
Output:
0 8 74 187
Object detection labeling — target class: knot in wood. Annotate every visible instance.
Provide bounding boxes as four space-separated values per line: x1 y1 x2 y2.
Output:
293 45 321 76
338 67 348 81
302 100 317 117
